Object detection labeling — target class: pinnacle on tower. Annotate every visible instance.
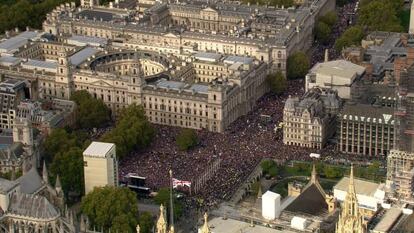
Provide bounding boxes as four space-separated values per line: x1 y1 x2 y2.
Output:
156 204 167 233
42 160 49 184
200 213 210 233
310 163 317 184
169 225 175 233
55 174 62 194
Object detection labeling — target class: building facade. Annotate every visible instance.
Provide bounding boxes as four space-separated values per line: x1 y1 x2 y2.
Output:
283 88 341 149
0 79 27 129
338 103 395 157
42 0 335 73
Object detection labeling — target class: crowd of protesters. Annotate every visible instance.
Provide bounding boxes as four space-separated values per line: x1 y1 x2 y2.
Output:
118 1 360 209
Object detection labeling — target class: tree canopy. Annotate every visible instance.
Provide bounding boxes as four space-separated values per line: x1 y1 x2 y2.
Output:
319 11 337 28
101 104 154 159
287 52 310 80
261 159 280 177
43 128 89 199
315 11 337 44
81 186 138 233
50 147 84 197
43 128 88 162
315 22 331 44
358 0 404 32
0 0 78 33
267 71 287 95
334 26 365 52
138 212 154 233
71 90 111 129
175 128 198 151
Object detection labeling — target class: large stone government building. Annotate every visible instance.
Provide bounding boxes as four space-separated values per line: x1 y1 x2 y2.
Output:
0 0 334 132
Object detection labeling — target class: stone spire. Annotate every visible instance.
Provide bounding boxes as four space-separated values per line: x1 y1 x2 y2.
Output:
324 49 329 62
156 204 167 233
310 163 317 184
42 161 49 184
199 213 210 233
343 164 358 216
55 174 62 194
335 165 366 233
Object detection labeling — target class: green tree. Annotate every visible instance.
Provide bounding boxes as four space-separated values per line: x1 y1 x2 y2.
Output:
43 128 77 162
154 188 183 221
138 212 154 233
287 52 310 80
81 186 138 233
261 159 277 174
71 90 111 129
50 147 84 197
315 21 331 44
175 128 198 151
358 0 403 32
319 11 337 27
101 104 154 159
323 166 344 179
267 71 287 95
334 26 365 52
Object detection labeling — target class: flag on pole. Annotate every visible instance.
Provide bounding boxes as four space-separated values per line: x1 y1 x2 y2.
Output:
172 178 191 188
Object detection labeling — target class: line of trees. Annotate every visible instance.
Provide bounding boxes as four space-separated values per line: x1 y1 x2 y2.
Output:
335 0 407 52
43 91 155 202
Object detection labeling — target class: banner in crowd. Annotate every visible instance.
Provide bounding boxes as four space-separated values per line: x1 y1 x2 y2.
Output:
172 178 191 188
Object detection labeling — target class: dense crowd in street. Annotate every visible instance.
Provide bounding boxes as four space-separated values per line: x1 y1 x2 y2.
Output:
119 1 359 208
311 0 358 65
120 80 332 208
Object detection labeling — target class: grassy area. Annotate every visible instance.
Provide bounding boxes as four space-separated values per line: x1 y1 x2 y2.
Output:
261 159 385 183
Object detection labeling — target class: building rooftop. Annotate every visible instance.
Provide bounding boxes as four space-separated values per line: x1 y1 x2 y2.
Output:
373 207 402 232
22 59 57 71
77 10 115 22
0 31 41 54
0 79 25 93
284 183 328 216
0 178 18 194
224 55 254 65
334 177 381 197
67 35 108 47
83 141 115 157
194 52 222 62
16 167 44 194
70 47 99 66
207 217 294 233
311 60 365 80
0 56 21 66
341 103 394 124
9 193 59 220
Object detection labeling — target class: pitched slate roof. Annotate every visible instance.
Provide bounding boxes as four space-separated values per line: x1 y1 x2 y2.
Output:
8 193 59 220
